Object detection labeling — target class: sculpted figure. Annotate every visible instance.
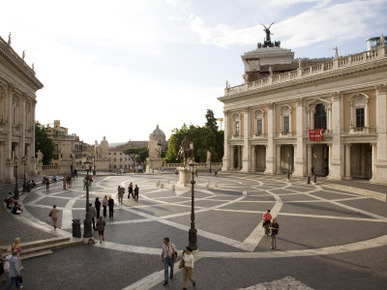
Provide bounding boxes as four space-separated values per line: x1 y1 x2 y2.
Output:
177 137 194 167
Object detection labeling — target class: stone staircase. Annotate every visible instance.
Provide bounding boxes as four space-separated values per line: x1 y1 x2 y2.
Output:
1 236 83 260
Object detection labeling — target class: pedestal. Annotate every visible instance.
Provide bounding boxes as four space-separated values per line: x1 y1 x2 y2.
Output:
146 158 163 173
176 167 191 187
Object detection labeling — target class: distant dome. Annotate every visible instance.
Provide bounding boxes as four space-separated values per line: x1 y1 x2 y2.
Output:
152 125 165 137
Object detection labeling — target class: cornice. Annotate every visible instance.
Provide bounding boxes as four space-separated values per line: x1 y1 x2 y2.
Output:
0 37 43 91
219 57 387 103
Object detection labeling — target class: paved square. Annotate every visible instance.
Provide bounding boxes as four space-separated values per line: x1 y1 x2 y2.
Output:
1 172 387 289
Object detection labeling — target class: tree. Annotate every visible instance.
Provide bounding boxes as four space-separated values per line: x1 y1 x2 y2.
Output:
35 121 55 165
205 109 218 132
164 110 224 163
123 147 148 168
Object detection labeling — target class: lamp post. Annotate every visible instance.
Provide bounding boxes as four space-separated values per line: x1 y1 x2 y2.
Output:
83 159 93 240
189 162 198 250
13 157 19 199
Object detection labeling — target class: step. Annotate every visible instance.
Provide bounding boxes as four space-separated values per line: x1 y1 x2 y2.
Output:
20 236 71 250
20 249 53 260
20 239 82 256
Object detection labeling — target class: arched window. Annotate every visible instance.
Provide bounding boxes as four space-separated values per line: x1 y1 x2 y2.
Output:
280 105 292 135
232 113 241 137
348 93 369 132
314 104 327 129
254 109 265 136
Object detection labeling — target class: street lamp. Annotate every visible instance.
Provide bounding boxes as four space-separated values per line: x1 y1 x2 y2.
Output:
189 162 198 250
13 157 19 200
83 159 93 241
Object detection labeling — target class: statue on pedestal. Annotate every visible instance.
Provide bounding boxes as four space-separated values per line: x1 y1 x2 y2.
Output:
177 137 194 167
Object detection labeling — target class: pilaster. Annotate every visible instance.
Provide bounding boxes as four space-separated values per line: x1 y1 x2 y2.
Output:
264 103 276 174
241 108 250 172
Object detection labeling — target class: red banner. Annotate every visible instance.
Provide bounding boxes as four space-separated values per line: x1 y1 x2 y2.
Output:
309 129 324 141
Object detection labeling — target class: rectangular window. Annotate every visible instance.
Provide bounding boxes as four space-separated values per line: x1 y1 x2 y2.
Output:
356 108 365 128
284 116 289 133
235 121 240 136
257 119 262 134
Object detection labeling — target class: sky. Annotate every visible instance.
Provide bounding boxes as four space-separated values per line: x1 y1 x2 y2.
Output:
1 0 386 145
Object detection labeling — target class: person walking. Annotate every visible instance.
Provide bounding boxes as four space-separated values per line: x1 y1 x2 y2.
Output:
5 250 22 290
269 217 280 250
49 205 59 230
117 186 124 204
161 237 177 286
95 197 101 218
128 182 133 199
108 196 114 218
89 203 96 230
102 196 108 217
262 209 272 236
134 185 139 202
182 246 196 290
96 216 106 244
11 238 22 270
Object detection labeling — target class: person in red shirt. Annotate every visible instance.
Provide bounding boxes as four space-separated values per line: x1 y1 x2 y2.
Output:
262 209 272 236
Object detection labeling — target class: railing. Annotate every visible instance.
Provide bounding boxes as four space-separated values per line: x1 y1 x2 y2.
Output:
163 162 222 169
225 46 386 96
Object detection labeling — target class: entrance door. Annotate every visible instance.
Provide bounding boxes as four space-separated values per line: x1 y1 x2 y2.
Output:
350 144 372 179
233 146 242 169
312 145 329 176
280 145 294 173
255 145 266 172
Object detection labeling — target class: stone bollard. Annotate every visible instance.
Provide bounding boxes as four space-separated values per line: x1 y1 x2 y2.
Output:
72 219 81 238
206 181 210 189
156 181 160 187
214 181 218 188
161 183 164 188
172 185 175 191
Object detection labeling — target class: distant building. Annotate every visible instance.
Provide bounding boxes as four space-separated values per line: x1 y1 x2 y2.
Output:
0 35 43 182
219 32 387 181
45 120 92 174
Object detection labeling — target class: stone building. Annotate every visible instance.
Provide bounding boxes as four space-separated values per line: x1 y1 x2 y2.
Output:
219 32 387 181
45 120 92 174
0 35 43 182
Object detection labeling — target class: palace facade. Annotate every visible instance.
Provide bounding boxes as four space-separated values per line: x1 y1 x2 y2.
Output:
219 35 387 181
0 36 43 182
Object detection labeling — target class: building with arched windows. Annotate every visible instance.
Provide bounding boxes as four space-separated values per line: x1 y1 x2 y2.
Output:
219 34 387 181
0 36 43 182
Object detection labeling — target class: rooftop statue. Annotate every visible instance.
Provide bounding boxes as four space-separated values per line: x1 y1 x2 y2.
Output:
262 22 274 43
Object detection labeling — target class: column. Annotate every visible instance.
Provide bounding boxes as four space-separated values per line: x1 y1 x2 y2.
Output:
375 84 387 180
264 103 276 174
242 108 250 172
222 111 229 171
371 143 377 180
307 144 313 176
293 98 305 177
230 145 234 170
329 92 343 179
276 145 281 174
344 144 351 180
251 146 256 171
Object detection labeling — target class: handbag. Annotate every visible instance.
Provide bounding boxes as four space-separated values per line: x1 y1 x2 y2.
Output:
178 259 185 269
17 275 23 283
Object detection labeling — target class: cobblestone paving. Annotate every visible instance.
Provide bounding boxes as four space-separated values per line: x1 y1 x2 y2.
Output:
1 172 387 289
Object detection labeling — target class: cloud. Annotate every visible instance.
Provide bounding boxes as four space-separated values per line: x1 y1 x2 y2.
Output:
183 0 385 50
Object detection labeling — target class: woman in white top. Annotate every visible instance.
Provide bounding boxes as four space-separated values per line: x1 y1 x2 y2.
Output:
182 246 196 289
